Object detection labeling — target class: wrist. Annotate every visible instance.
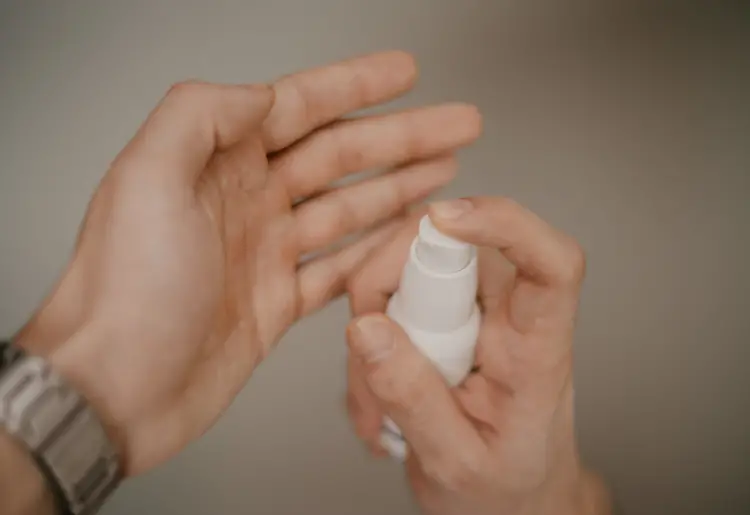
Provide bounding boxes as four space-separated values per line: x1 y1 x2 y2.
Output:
529 467 612 515
578 469 613 515
14 317 128 464
0 427 57 515
2 335 124 513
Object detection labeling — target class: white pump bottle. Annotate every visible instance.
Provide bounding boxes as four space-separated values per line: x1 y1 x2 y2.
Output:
379 214 481 460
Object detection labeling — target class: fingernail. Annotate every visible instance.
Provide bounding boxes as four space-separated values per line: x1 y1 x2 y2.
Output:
430 199 473 220
352 316 394 362
369 443 388 458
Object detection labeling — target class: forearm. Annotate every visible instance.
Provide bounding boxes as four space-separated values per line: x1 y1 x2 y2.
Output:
538 468 613 515
508 460 612 515
581 469 614 515
0 430 56 515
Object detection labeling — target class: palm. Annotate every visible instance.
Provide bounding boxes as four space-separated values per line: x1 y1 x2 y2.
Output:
197 138 293 375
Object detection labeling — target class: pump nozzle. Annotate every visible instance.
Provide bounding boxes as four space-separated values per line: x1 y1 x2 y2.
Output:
415 215 472 274
392 215 478 333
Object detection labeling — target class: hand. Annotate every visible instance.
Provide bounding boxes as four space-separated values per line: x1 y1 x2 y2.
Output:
346 197 612 515
13 52 482 476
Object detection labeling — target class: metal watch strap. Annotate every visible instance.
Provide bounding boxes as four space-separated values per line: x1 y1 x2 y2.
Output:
0 339 23 369
0 343 122 515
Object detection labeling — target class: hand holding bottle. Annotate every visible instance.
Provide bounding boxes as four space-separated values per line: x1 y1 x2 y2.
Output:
346 197 612 515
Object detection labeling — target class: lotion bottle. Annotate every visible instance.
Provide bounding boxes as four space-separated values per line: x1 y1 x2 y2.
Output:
379 214 481 460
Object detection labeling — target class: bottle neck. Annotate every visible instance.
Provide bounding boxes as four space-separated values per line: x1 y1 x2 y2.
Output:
395 241 478 333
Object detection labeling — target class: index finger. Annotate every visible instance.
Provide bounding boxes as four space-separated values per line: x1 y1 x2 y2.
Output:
262 51 418 152
428 197 586 288
346 208 425 315
126 82 275 185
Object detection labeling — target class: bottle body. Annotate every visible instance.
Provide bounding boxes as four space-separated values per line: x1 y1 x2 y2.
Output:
377 215 481 461
379 294 480 460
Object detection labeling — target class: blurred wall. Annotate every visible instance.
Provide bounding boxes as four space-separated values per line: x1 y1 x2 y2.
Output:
1 1 748 514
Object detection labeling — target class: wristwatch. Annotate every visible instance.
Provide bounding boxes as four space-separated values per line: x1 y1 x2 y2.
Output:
0 340 122 515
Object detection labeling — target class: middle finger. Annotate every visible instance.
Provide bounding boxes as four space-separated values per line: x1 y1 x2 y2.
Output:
269 103 481 200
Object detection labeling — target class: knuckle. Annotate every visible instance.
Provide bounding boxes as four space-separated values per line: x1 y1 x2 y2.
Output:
166 80 208 101
488 195 521 214
482 196 522 230
477 195 523 225
423 453 484 492
439 156 459 180
376 180 403 217
369 357 429 409
402 116 425 159
346 394 369 435
288 80 312 127
558 236 587 284
345 268 366 297
330 191 360 236
348 65 371 106
333 131 367 172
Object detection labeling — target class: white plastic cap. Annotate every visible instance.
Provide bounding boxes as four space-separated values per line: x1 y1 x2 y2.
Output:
392 215 478 333
415 216 473 274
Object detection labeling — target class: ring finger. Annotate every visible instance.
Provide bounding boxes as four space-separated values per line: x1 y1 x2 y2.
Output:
292 155 457 256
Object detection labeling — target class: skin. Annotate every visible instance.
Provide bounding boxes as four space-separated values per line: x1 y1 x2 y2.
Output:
10 50 483 478
345 198 613 515
2 50 611 515
0 430 56 515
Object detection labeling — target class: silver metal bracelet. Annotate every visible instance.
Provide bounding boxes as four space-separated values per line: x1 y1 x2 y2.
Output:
0 344 122 515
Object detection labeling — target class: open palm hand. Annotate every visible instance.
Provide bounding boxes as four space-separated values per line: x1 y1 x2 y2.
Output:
16 52 482 475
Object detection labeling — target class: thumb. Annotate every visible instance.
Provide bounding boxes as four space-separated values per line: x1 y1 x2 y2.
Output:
347 314 485 470
123 82 275 185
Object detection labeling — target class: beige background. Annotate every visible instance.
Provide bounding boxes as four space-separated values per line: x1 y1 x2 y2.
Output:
1 1 748 514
